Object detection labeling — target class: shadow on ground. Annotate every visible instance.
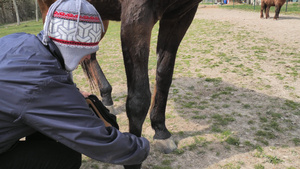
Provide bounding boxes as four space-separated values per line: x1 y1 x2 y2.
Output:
80 76 300 169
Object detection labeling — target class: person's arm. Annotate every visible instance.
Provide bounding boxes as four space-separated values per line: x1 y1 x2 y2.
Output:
22 77 149 165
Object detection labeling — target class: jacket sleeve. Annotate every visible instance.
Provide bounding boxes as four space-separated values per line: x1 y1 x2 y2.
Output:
21 76 150 165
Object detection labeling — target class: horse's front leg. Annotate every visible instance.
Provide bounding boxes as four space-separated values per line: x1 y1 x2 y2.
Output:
120 0 156 168
150 4 199 153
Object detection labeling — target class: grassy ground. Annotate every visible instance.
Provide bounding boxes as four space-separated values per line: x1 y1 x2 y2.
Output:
77 14 300 168
1 6 300 169
0 20 43 38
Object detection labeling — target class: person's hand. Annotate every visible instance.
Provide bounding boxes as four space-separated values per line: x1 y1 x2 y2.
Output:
80 90 91 98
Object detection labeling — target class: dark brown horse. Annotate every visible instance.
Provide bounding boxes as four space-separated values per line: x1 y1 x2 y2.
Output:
260 0 286 19
38 0 201 168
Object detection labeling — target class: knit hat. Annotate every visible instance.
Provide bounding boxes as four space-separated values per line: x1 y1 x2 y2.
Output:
42 0 104 71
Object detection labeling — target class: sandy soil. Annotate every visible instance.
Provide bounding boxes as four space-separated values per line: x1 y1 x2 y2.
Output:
196 7 300 46
79 7 300 169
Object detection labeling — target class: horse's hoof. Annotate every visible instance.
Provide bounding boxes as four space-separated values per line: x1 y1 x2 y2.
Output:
153 137 177 154
106 105 118 115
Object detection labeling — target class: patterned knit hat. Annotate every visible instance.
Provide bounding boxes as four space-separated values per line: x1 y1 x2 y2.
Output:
42 0 104 71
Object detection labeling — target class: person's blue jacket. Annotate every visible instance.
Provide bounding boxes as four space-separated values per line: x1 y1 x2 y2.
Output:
0 31 149 165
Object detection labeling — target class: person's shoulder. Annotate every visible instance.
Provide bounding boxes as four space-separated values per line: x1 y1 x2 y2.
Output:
0 32 36 41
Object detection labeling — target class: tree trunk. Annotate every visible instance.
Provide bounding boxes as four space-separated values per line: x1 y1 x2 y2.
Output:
1 2 6 23
35 0 39 22
12 0 20 25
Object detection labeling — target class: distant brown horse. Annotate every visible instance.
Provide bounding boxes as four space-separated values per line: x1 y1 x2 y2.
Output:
38 0 201 168
260 0 286 19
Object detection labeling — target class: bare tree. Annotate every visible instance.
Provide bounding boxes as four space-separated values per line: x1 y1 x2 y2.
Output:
35 0 39 21
12 0 20 25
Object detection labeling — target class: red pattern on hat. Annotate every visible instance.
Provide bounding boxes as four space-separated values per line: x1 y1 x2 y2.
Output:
50 37 99 47
53 11 100 23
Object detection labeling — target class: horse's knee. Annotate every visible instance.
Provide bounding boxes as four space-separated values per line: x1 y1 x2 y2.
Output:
127 89 151 113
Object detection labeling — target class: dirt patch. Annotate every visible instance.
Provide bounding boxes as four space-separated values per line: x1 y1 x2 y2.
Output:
78 7 300 169
195 7 300 47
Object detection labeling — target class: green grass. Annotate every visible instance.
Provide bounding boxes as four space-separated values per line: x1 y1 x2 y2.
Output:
292 138 300 146
285 100 300 110
220 162 242 169
255 130 276 139
205 77 223 84
0 20 43 38
254 164 265 169
225 136 240 146
264 155 284 164
244 140 256 149
212 114 236 126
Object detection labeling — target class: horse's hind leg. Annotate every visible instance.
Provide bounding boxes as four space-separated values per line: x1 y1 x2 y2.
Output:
150 4 199 153
81 53 113 106
266 6 271 19
37 0 56 23
260 3 266 18
90 54 113 106
274 5 282 19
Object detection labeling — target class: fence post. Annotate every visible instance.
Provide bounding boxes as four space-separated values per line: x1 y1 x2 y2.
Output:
285 0 288 12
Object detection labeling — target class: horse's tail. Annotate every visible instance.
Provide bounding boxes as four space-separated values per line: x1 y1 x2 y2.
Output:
80 56 99 93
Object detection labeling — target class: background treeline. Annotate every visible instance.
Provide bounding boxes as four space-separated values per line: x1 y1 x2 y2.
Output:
0 0 41 25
